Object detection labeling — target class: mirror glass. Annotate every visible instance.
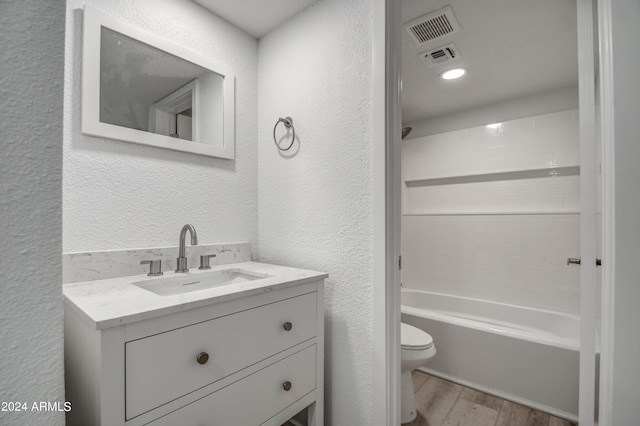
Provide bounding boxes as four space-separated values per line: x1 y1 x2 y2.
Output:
82 6 235 159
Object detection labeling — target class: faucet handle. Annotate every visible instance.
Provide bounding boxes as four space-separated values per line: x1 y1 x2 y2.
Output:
140 260 163 276
199 254 217 270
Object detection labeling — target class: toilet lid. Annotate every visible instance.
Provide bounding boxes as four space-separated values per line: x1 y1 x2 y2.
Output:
401 323 433 350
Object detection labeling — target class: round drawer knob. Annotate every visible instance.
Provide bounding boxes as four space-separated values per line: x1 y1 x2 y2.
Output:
282 381 292 391
283 321 293 331
196 352 209 365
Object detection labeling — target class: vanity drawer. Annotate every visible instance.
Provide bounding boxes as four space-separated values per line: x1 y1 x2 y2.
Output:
146 345 316 426
146 378 251 426
249 344 317 423
248 292 317 364
125 311 248 420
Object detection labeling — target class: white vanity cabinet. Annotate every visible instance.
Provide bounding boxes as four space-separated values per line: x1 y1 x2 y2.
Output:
64 266 324 426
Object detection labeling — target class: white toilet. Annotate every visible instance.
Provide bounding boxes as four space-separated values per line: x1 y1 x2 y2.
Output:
401 322 436 424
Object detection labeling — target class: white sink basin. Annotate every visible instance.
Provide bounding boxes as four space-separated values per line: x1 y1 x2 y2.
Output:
132 268 271 296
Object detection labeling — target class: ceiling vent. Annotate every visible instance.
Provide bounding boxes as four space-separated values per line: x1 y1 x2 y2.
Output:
419 43 460 67
404 6 460 45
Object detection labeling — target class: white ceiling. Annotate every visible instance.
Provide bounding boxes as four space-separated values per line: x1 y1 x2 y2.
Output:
402 0 578 123
194 0 318 38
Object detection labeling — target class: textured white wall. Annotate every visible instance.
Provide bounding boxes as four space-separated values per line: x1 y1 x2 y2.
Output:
257 0 374 423
0 1 65 425
64 0 259 253
402 109 581 314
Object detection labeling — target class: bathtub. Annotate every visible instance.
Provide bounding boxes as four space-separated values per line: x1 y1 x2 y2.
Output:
401 288 580 421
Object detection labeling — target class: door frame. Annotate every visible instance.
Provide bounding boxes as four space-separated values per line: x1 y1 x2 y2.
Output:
373 0 402 424
577 0 598 424
595 0 616 423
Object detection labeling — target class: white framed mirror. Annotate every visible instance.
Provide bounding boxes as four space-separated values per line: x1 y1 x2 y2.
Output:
82 6 235 159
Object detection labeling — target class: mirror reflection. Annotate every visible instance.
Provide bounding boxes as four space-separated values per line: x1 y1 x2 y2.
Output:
99 27 224 143
82 5 235 159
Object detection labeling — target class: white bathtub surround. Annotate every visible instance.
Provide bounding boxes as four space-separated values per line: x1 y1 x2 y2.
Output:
63 242 251 283
402 109 580 213
401 289 580 421
403 214 580 314
402 108 581 315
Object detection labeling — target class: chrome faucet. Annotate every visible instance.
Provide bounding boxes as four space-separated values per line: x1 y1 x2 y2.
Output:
176 224 198 273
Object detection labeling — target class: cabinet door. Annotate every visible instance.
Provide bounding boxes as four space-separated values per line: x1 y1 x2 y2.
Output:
126 311 248 419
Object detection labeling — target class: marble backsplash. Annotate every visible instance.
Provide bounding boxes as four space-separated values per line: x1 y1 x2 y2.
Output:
63 242 251 284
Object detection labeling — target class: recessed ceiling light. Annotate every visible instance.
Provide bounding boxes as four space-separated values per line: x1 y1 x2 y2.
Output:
440 68 467 80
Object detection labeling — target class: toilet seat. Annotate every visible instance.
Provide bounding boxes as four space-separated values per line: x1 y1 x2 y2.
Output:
401 323 433 351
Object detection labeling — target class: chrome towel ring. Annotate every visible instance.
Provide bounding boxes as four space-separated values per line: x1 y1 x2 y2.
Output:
273 116 296 151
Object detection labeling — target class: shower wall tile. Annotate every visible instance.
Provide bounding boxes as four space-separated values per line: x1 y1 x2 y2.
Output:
533 109 577 129
402 215 580 314
402 108 579 184
497 115 534 134
405 176 580 214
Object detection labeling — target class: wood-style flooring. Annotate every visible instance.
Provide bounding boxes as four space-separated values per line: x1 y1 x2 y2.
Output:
405 371 578 426
281 371 577 425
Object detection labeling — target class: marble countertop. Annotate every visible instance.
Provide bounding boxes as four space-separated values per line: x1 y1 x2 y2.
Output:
63 261 327 330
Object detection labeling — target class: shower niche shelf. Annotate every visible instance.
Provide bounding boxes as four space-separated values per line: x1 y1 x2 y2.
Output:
404 166 580 188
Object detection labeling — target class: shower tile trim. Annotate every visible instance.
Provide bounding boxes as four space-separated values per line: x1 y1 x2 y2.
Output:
63 242 251 284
